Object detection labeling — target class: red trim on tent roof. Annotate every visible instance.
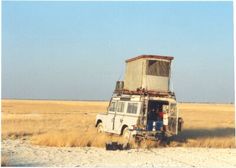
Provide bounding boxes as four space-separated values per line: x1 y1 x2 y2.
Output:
125 55 174 63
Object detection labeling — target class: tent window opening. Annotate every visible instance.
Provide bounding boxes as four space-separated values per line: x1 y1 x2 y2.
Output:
146 60 170 77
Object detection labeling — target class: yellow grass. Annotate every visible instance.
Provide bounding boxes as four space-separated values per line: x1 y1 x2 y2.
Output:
1 100 235 148
31 129 131 148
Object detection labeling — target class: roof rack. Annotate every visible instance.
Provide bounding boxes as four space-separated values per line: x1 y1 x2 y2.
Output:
114 88 176 99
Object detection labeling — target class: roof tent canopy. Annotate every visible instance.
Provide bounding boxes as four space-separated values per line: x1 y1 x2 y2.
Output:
124 54 174 92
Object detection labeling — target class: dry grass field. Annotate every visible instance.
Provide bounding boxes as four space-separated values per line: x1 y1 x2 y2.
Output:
1 99 235 148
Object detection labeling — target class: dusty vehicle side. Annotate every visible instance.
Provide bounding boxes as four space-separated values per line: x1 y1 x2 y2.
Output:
96 96 142 137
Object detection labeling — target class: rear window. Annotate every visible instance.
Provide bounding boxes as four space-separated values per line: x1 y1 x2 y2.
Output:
127 103 138 114
146 60 170 77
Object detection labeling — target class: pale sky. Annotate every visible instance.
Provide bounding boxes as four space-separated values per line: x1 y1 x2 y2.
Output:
2 1 234 103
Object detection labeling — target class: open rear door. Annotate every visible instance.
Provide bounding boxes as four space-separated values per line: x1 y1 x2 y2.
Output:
168 103 178 134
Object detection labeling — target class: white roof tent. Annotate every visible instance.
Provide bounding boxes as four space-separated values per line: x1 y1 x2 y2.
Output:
120 55 174 96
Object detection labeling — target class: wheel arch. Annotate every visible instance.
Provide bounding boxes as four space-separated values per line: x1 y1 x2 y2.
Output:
120 124 128 135
95 119 102 127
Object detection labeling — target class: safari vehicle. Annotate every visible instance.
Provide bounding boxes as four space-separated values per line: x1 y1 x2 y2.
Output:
95 55 183 141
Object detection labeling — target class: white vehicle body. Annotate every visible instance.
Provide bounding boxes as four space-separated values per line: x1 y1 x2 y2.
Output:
95 94 181 138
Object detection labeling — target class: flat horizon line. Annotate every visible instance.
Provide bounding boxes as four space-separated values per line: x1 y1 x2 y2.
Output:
1 98 234 105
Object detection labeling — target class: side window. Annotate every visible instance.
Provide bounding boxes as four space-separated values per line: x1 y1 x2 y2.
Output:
127 103 138 114
109 102 116 112
117 102 125 113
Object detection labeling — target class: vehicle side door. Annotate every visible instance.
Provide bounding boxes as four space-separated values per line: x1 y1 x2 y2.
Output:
122 102 141 130
113 101 127 134
105 101 117 132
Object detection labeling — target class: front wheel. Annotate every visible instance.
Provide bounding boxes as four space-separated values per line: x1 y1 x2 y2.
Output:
97 123 104 133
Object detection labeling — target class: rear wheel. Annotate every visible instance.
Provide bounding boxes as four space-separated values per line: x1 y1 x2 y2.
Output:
122 127 131 139
161 132 171 146
97 123 104 133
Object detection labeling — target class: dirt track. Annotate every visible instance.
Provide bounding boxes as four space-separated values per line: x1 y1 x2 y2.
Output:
2 139 236 167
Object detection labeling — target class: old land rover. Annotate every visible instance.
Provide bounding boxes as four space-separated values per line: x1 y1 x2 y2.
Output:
95 55 183 141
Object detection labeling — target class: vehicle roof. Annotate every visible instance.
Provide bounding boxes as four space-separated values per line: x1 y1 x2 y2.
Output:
125 55 174 63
